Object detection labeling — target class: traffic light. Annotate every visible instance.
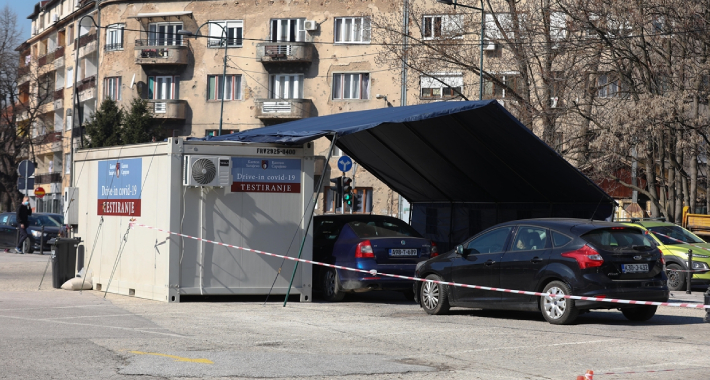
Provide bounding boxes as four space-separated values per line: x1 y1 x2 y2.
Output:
351 190 360 211
330 177 343 208
342 177 353 208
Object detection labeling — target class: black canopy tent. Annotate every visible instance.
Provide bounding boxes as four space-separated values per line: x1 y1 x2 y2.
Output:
210 100 615 250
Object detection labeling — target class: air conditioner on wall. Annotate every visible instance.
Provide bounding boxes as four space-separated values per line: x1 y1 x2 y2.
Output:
53 14 59 23
304 20 317 31
483 41 496 50
183 156 232 187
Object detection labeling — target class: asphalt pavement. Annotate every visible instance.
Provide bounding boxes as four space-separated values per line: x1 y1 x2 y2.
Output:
0 250 709 380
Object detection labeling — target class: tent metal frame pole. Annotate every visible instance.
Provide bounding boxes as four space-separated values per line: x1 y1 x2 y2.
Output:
284 134 339 307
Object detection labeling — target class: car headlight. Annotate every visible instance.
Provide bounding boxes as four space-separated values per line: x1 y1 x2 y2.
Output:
691 253 710 258
685 261 710 270
31 230 42 238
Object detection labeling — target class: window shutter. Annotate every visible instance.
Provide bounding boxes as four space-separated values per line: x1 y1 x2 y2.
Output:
148 76 154 99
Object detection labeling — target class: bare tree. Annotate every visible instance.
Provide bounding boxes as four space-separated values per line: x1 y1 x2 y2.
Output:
0 5 55 212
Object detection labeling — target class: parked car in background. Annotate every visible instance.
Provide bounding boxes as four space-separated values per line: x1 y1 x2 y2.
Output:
413 219 669 324
313 214 437 301
621 219 710 291
0 212 62 253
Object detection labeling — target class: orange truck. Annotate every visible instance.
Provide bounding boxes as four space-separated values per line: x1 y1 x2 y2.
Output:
682 206 710 239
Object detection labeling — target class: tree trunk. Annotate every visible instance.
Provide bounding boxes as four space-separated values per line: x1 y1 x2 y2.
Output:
666 135 676 222
690 144 698 214
674 143 684 223
645 134 660 217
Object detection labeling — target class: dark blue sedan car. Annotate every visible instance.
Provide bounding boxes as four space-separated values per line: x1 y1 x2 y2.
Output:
313 214 436 301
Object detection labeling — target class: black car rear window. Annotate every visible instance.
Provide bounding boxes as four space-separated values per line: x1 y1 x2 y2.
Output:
348 220 421 239
582 228 654 250
551 231 572 247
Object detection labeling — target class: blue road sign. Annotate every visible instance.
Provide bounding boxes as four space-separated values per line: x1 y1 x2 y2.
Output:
18 160 35 177
18 177 34 190
337 156 353 172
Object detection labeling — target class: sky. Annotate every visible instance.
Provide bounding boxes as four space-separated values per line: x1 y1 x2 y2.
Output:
2 0 38 40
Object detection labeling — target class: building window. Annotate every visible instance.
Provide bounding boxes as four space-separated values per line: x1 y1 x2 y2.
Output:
66 67 73 88
208 20 243 47
485 13 513 40
147 22 183 46
269 74 303 99
484 73 523 99
332 73 370 100
106 23 124 51
550 12 567 41
597 74 619 98
104 77 121 101
205 129 239 137
207 75 241 101
334 17 371 43
148 76 180 100
270 19 306 42
65 153 71 174
420 73 463 99
65 114 72 131
422 15 464 39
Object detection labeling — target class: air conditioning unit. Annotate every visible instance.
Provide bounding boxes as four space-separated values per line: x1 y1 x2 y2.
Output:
304 20 318 31
183 156 232 187
483 41 496 50
32 27 37 36
53 14 59 23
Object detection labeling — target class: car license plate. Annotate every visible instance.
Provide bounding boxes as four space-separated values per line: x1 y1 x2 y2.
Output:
622 263 648 273
389 249 417 257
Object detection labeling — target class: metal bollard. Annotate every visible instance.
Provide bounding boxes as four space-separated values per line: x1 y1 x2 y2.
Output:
15 227 20 250
39 225 44 255
704 287 710 323
687 249 693 294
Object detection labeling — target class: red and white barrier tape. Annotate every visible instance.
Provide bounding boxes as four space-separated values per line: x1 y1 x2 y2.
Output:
128 222 710 310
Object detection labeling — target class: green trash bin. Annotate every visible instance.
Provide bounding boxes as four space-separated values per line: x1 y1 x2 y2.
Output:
52 238 80 289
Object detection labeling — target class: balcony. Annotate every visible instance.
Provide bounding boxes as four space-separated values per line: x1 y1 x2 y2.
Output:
77 76 96 102
33 132 63 154
135 40 190 65
256 42 314 64
78 33 97 58
146 99 186 119
254 98 313 120
35 172 63 185
54 88 64 110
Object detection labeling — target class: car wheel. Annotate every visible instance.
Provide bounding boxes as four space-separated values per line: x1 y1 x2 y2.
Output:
420 274 450 315
321 268 345 302
621 305 657 322
22 238 33 254
665 263 686 291
540 281 579 325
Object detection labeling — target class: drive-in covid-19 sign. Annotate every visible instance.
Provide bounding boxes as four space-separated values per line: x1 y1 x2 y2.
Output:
97 158 142 216
231 157 301 193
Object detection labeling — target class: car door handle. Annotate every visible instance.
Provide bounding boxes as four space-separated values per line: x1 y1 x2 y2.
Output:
531 257 543 263
484 259 496 266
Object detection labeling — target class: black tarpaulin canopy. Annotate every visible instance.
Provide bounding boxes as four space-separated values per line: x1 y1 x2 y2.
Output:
211 100 612 205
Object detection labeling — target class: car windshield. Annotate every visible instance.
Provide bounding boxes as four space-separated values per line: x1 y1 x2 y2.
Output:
348 219 421 238
28 215 61 227
647 225 704 245
583 228 654 251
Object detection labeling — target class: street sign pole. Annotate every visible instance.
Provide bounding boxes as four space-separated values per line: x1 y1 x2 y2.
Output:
24 163 28 197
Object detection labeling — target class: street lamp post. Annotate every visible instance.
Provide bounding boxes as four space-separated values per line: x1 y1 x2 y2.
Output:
436 0 485 101
178 22 229 136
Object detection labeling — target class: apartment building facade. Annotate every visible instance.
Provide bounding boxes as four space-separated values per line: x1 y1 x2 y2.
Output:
20 0 516 218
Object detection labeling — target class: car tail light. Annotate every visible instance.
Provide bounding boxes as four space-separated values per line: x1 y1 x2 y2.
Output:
430 241 439 257
355 240 375 258
561 244 604 269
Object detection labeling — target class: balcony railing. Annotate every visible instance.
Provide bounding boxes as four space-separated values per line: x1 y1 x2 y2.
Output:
105 42 123 51
146 99 186 119
135 39 190 65
53 88 64 101
35 172 62 184
78 33 97 48
254 98 313 120
76 76 96 93
256 42 314 64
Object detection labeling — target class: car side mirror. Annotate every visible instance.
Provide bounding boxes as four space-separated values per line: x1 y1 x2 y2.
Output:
456 245 464 255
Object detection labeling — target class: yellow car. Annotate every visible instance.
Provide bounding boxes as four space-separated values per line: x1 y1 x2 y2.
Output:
622 220 710 291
